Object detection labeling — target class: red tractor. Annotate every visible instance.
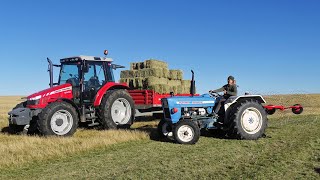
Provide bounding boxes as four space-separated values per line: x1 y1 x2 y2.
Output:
8 52 135 136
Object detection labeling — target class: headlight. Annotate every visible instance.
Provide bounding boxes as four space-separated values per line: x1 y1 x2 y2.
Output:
27 95 41 105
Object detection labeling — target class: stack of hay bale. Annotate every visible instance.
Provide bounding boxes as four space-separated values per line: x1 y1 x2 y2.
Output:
120 59 193 94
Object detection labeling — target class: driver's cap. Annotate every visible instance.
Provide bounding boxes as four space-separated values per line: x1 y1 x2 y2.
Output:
228 76 235 81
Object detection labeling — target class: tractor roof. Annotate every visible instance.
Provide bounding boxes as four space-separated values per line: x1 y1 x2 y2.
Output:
60 55 113 63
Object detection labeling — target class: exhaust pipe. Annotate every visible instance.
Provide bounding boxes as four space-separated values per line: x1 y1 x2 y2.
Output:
190 70 196 96
47 58 53 88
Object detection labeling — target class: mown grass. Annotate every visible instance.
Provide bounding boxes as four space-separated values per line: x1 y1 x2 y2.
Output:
0 95 319 179
0 96 148 168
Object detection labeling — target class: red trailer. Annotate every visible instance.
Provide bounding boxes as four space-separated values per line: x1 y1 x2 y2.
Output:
128 90 199 112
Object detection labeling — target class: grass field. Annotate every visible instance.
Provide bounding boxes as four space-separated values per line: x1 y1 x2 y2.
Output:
0 95 319 179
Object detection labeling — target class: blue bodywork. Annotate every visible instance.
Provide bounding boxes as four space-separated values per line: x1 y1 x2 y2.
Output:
162 94 219 128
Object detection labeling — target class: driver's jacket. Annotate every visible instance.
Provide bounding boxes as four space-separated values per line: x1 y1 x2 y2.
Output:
212 84 237 99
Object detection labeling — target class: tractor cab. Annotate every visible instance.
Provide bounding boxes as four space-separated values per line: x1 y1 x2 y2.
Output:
48 55 124 105
57 56 115 104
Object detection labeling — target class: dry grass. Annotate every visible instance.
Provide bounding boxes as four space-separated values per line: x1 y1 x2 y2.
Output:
0 96 148 168
0 94 319 172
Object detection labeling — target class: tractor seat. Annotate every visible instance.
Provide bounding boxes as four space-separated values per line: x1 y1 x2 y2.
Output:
88 76 101 89
66 78 79 87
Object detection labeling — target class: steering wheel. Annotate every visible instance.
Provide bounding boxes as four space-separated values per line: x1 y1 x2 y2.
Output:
209 90 222 98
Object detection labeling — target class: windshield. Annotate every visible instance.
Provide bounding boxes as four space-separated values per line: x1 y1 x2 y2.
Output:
59 64 79 85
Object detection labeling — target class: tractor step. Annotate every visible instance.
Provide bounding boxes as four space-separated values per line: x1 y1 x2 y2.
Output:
87 122 100 127
85 110 95 114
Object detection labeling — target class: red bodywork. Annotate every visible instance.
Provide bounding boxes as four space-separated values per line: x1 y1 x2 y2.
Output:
27 82 129 109
27 84 73 109
128 89 199 109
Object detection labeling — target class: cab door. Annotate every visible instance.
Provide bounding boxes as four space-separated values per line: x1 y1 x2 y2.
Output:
82 62 106 103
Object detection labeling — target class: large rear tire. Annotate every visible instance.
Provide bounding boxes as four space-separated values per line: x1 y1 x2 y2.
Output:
100 90 135 129
228 100 267 140
173 120 200 144
38 102 78 136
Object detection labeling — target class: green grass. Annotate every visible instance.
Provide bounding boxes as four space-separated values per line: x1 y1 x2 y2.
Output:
0 115 319 179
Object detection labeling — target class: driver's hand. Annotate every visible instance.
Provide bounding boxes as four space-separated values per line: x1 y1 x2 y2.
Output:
223 90 227 94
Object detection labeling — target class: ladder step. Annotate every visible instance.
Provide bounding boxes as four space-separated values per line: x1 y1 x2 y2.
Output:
88 122 100 127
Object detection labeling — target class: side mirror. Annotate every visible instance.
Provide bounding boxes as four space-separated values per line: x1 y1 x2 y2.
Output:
111 64 125 70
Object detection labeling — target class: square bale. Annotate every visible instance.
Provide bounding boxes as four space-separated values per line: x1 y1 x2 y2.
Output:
169 70 183 80
146 77 168 87
145 59 168 69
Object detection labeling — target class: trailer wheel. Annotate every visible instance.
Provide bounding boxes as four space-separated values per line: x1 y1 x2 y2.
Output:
100 90 135 129
292 104 303 114
157 120 172 138
173 120 200 144
38 102 78 136
228 100 267 140
265 106 276 115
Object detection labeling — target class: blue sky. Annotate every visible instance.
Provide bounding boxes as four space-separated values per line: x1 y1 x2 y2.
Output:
0 0 319 95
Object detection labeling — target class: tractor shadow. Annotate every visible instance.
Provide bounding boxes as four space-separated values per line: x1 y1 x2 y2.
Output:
315 167 320 175
1 126 10 134
133 125 174 143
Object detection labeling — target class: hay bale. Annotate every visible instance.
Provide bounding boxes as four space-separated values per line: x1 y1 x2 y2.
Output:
134 78 146 89
136 68 169 78
169 70 183 80
181 80 190 86
130 62 146 70
167 85 183 94
145 59 168 69
120 70 136 78
168 80 182 86
120 78 135 89
146 77 168 87
149 84 169 94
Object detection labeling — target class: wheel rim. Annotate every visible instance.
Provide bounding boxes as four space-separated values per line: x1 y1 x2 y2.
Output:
50 110 73 135
177 125 195 143
111 98 131 125
240 107 263 135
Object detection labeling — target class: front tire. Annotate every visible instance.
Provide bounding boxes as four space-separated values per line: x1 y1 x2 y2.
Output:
173 120 200 144
38 102 78 136
228 100 267 140
100 90 135 129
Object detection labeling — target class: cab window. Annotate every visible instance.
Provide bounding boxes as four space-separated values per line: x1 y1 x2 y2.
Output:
84 62 106 90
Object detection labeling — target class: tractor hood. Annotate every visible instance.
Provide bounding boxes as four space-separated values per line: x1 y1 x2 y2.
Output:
27 84 73 108
164 94 217 107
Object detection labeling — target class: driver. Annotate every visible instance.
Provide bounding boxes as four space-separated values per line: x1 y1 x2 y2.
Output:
210 75 237 116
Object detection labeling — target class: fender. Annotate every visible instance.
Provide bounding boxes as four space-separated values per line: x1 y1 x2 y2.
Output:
94 82 129 107
224 95 266 111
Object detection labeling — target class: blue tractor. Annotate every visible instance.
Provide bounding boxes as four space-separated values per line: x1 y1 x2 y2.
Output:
158 71 268 144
